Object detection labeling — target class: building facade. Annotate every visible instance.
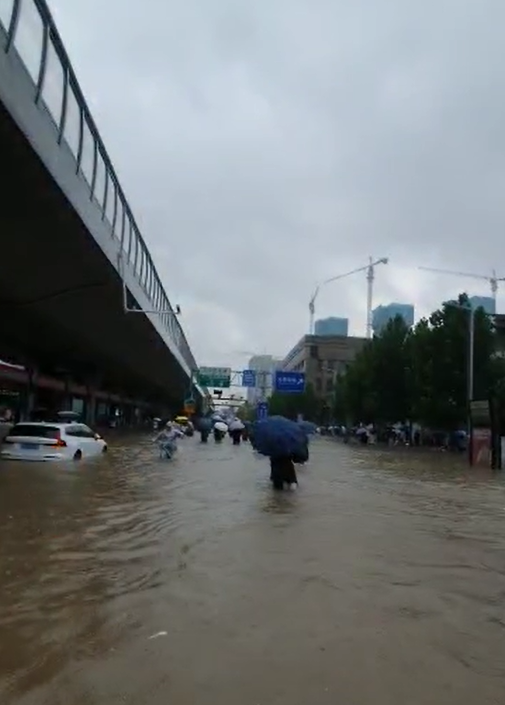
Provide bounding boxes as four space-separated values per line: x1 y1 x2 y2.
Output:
314 317 349 337
372 302 415 335
280 334 367 400
469 295 495 315
246 355 283 405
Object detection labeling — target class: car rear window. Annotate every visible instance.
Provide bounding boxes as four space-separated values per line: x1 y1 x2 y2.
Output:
8 425 60 439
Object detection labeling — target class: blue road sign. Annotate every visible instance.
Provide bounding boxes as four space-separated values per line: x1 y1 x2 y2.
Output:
256 401 269 420
241 369 257 387
274 371 305 393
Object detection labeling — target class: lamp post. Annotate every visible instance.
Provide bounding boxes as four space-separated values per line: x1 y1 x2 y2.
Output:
320 364 339 426
467 307 475 466
446 301 475 465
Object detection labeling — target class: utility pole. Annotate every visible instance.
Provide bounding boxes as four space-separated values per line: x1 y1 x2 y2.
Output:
446 300 476 466
467 307 475 467
366 258 374 339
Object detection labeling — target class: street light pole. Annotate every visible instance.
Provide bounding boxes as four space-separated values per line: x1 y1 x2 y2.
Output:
320 364 338 425
467 307 475 466
447 301 475 466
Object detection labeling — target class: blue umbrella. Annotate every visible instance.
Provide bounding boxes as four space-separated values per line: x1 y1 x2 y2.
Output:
252 415 308 458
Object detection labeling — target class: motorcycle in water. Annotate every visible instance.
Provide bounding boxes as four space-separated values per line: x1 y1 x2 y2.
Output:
155 423 184 460
159 440 177 459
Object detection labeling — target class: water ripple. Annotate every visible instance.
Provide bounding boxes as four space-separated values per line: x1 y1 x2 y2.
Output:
1 436 505 704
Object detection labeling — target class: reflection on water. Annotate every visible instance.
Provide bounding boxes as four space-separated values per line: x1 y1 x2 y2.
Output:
0 437 504 704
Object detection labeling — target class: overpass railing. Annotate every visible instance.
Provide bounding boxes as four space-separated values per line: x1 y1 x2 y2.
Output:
0 0 198 374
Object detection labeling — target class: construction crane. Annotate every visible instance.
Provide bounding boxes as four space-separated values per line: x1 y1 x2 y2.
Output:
418 266 505 304
309 256 389 338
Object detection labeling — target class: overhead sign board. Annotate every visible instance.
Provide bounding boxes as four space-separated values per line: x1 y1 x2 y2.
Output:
256 401 268 420
196 366 231 388
241 369 257 387
274 371 305 393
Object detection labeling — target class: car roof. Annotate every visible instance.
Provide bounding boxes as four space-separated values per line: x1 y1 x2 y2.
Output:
12 421 83 428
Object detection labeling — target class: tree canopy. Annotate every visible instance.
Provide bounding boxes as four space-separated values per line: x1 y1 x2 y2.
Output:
333 293 500 429
268 383 324 421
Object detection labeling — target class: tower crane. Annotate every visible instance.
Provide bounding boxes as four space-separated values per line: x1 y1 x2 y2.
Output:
418 266 505 304
309 256 389 338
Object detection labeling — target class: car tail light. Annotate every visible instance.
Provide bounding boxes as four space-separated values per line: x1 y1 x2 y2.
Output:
48 431 67 448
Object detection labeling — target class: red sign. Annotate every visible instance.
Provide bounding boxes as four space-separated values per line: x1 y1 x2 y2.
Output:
472 428 491 467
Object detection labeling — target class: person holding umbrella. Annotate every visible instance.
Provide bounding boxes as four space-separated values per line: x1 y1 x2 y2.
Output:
228 418 245 445
213 420 228 442
252 415 309 490
197 416 212 442
270 455 298 490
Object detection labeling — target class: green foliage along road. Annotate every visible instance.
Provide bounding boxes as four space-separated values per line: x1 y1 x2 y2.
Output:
335 293 504 429
266 293 505 430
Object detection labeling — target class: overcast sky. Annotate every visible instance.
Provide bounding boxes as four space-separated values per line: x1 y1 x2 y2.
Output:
50 0 505 370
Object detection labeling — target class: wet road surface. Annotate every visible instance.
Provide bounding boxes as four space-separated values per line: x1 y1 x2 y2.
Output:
1 436 504 704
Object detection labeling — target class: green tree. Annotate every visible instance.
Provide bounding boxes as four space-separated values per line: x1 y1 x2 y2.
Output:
237 402 255 422
336 342 376 422
334 293 497 430
268 383 322 421
333 315 412 424
410 294 494 429
369 315 413 423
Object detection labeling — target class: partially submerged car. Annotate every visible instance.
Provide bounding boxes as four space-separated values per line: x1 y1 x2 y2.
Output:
1 420 107 462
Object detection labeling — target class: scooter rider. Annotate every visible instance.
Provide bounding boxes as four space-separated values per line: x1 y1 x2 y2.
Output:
155 421 184 458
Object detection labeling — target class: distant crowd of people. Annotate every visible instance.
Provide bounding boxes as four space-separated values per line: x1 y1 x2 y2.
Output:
320 423 468 451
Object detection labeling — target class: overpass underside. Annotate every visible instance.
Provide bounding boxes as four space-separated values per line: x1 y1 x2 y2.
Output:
0 99 189 408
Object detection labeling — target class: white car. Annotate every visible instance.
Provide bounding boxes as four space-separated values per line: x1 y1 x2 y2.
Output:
0 422 107 462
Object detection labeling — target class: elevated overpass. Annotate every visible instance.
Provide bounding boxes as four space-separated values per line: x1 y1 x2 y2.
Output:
0 0 204 417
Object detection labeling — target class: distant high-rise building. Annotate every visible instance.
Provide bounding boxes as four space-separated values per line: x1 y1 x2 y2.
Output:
314 317 349 337
469 295 495 315
246 355 283 405
372 303 415 335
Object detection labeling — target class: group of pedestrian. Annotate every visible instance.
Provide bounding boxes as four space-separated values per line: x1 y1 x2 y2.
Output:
154 413 310 492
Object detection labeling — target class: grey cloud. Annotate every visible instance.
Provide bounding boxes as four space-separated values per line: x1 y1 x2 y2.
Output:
50 0 505 368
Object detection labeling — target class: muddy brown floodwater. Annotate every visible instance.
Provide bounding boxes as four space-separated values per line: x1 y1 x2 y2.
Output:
0 436 504 705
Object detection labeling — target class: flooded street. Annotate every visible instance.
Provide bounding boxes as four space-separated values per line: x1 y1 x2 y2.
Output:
1 436 504 705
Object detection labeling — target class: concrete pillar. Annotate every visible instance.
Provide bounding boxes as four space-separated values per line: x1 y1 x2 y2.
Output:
123 404 132 427
85 374 103 426
86 394 97 426
21 368 37 421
